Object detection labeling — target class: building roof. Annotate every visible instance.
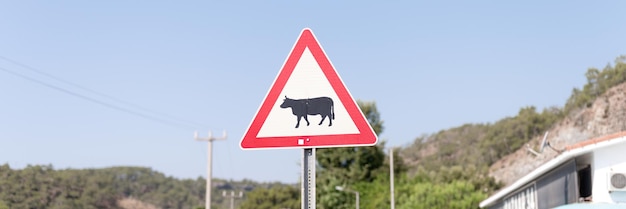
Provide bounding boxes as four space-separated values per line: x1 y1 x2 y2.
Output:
565 132 626 151
479 131 626 208
552 203 626 209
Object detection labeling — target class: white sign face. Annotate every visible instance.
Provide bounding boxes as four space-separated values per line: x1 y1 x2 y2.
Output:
257 47 359 138
240 28 377 149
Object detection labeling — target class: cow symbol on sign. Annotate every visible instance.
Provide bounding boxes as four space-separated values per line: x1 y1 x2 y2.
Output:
280 96 335 128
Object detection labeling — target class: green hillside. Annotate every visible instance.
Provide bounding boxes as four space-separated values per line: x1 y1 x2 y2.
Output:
0 164 291 209
399 56 626 176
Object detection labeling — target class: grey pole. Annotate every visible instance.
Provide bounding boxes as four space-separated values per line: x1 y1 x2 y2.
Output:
355 191 360 209
390 148 395 209
223 190 243 209
302 148 316 209
230 191 234 209
195 131 227 209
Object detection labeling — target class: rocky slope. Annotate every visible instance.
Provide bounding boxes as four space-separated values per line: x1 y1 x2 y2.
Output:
489 82 626 185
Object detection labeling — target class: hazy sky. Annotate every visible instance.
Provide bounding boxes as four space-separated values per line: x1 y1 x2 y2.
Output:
1 1 625 183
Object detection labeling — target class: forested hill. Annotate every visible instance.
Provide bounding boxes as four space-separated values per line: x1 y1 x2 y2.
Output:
399 56 626 186
0 164 291 209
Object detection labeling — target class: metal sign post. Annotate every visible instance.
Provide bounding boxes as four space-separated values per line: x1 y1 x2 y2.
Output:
302 148 316 209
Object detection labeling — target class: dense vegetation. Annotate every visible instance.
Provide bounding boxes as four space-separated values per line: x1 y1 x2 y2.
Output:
238 185 299 209
2 56 625 209
0 165 283 209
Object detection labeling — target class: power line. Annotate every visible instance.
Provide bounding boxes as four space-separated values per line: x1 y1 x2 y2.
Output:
0 55 209 129
0 66 195 131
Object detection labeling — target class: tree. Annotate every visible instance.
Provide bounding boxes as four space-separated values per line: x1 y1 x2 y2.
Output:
239 185 299 209
317 101 386 182
565 56 626 114
316 101 388 209
358 101 383 134
397 180 486 209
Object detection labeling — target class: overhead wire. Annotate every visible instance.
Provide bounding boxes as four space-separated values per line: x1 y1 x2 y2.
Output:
0 56 232 181
0 66 198 130
0 55 209 129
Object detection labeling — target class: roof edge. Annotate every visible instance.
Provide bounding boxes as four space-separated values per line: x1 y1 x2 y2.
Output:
480 132 626 208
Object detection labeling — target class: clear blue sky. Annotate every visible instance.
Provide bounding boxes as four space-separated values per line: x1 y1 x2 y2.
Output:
1 1 625 183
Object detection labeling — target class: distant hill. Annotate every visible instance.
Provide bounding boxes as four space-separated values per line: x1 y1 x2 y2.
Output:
398 56 626 188
0 165 291 209
398 105 560 176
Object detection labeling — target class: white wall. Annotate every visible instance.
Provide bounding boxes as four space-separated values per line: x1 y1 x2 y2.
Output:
592 141 626 203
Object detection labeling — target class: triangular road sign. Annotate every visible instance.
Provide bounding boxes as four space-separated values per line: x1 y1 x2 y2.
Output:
240 28 377 150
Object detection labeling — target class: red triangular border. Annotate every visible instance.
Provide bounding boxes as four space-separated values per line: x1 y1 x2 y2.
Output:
240 28 377 149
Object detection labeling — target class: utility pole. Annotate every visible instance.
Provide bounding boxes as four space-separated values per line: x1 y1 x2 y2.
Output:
389 147 395 209
222 190 243 209
195 130 227 209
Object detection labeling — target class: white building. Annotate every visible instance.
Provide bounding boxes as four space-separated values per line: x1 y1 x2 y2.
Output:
479 132 626 209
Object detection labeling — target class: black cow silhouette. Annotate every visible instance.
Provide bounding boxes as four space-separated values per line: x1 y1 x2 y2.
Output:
280 96 335 128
